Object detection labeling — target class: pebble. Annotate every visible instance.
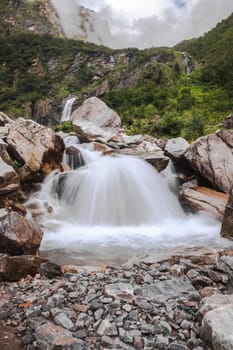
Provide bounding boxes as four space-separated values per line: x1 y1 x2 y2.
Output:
0 253 232 350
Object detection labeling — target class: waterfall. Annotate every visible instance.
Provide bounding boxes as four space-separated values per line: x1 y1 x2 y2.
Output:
28 145 223 265
61 97 76 122
183 52 192 75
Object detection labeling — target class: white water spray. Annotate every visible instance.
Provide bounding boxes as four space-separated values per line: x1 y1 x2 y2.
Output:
61 97 76 122
30 147 225 265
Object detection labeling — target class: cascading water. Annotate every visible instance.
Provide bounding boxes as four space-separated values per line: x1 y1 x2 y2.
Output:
29 146 227 265
60 97 76 122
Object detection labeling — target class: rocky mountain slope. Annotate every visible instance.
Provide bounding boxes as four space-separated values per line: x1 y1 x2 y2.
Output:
0 1 232 140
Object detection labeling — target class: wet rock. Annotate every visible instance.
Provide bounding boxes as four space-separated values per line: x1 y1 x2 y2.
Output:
180 186 228 218
71 97 121 143
201 305 233 350
0 211 43 256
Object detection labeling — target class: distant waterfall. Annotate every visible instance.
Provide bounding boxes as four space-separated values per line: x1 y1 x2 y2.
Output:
183 52 192 75
61 97 76 122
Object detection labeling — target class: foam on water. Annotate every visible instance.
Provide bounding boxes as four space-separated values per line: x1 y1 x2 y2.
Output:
30 147 227 264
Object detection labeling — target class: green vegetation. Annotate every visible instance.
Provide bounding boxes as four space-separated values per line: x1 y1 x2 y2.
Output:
0 1 232 141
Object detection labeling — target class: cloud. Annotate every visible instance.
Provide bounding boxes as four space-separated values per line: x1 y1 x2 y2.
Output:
52 0 233 48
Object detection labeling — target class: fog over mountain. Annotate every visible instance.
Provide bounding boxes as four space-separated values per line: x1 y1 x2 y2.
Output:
51 0 233 48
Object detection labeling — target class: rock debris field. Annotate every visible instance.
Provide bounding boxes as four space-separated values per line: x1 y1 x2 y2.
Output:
1 247 233 350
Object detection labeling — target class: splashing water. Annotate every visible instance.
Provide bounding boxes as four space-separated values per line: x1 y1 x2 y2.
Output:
30 147 226 265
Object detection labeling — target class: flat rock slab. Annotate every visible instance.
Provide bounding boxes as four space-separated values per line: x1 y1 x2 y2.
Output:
142 277 197 302
0 326 22 350
202 305 233 350
104 283 134 299
198 294 233 320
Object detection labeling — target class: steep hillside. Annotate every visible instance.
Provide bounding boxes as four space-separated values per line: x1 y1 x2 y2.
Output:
0 0 64 36
0 2 232 140
175 13 233 93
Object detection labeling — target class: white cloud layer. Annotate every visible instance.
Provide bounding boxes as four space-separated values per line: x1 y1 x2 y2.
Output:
52 0 233 48
79 0 233 47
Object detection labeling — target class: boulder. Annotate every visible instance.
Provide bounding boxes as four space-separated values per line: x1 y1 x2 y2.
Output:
180 186 228 218
0 254 47 281
184 130 233 193
165 137 189 160
118 141 169 172
0 157 20 195
221 186 233 239
6 118 64 181
201 305 233 350
71 97 121 142
198 294 233 320
0 211 43 255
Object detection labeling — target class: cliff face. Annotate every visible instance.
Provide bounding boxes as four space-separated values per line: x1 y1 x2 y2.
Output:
0 0 64 37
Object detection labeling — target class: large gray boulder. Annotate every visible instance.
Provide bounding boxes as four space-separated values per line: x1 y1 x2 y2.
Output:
6 118 64 181
71 97 121 142
0 211 43 255
184 130 233 193
165 137 189 160
202 305 233 350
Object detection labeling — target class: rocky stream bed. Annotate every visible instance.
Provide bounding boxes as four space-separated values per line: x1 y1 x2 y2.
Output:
1 247 233 350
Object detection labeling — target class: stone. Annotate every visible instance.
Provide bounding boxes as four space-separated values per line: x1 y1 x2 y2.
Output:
220 256 233 270
142 277 197 302
6 118 64 181
0 326 23 350
0 211 43 256
165 137 189 160
39 261 62 279
35 322 83 349
71 97 121 143
184 131 233 193
155 335 169 349
0 254 47 281
0 157 20 195
197 294 233 320
118 141 169 172
221 186 233 239
54 312 75 330
201 305 233 350
180 186 228 218
104 283 134 299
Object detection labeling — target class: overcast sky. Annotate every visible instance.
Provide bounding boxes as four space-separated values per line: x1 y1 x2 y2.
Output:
51 0 233 48
77 0 233 48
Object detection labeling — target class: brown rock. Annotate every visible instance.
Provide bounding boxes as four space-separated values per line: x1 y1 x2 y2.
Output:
184 131 233 193
0 211 43 255
221 186 233 239
180 186 228 218
0 326 22 350
0 254 47 281
0 157 20 195
6 118 64 181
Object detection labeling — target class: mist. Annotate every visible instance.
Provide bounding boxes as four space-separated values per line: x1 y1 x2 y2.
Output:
51 0 233 48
